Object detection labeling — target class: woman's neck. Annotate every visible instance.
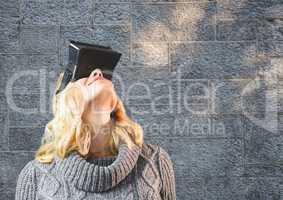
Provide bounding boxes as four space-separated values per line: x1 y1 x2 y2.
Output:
87 114 115 158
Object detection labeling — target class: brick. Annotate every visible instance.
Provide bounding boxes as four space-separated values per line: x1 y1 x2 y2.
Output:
7 93 42 112
94 3 130 24
59 25 94 66
9 110 52 127
0 192 14 200
0 93 8 112
242 111 279 136
0 0 20 25
173 79 210 114
279 114 283 134
21 0 93 25
29 54 59 68
243 115 283 164
162 138 191 167
263 57 282 82
211 79 251 114
0 54 29 93
148 138 243 179
127 104 175 138
172 164 190 183
256 18 283 41
190 138 244 177
244 164 283 177
59 25 130 67
132 2 216 42
212 78 278 116
170 42 259 79
175 115 212 137
112 66 171 84
0 54 58 94
0 112 9 151
139 115 176 138
264 4 283 19
126 104 174 118
20 25 59 54
113 74 176 106
111 67 174 105
5 71 47 95
216 19 258 41
211 114 243 138
205 177 247 200
216 0 272 20
204 177 283 200
93 25 130 66
175 178 205 200
241 177 283 200
132 42 169 68
0 25 20 53
0 152 34 193
124 79 175 105
258 40 283 57
9 126 44 151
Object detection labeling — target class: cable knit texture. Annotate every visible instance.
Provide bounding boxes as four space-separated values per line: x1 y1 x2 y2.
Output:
15 143 176 200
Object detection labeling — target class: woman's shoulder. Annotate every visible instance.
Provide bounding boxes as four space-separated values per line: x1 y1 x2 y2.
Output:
16 158 62 200
17 159 38 177
140 143 176 199
16 160 39 192
141 142 173 164
139 143 175 185
17 157 56 179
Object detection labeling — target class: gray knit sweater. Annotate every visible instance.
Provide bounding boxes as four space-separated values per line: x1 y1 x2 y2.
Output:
15 143 176 200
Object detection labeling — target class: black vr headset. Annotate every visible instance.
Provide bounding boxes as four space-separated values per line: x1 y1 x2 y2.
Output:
55 40 122 95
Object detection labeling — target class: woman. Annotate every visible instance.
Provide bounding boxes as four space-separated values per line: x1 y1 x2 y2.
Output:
15 68 176 200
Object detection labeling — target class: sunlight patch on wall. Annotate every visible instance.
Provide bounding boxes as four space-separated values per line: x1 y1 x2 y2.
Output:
133 43 168 67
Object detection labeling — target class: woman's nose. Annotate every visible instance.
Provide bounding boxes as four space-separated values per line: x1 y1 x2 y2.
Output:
86 69 103 85
93 70 103 77
91 69 103 79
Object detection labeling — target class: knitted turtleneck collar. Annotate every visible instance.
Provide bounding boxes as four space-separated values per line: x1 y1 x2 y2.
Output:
54 143 142 193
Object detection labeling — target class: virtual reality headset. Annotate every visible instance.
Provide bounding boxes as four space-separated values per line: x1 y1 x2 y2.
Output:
55 40 122 95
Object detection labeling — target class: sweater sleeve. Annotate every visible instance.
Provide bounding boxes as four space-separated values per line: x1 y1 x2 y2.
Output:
15 161 37 200
158 146 177 200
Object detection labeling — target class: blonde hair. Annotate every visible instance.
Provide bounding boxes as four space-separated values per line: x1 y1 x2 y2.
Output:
35 72 144 163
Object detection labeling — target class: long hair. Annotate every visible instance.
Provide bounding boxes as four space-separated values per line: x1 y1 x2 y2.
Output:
35 72 144 164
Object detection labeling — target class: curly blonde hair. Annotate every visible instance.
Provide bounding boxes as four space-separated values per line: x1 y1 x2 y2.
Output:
35 72 144 163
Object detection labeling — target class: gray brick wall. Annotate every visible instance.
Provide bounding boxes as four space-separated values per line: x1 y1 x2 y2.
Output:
1 0 283 199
